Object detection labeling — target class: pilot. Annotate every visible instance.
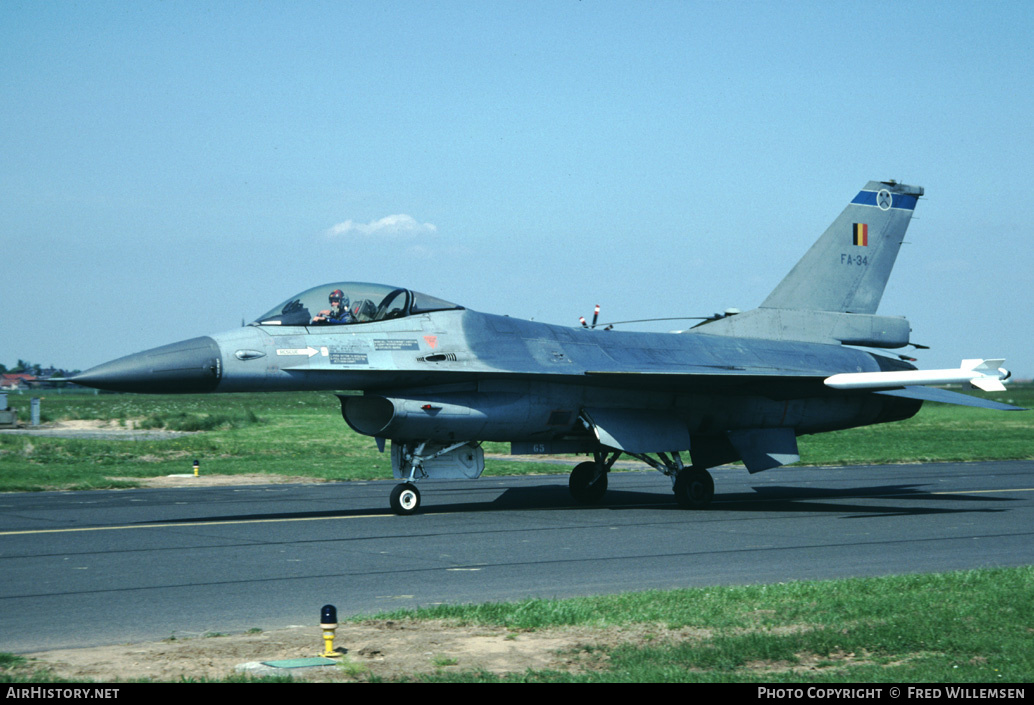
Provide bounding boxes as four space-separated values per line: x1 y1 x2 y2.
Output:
311 289 352 325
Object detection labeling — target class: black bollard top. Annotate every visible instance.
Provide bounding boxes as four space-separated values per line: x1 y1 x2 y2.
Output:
321 604 338 625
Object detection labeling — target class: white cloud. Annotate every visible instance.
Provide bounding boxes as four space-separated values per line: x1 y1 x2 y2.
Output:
325 214 438 239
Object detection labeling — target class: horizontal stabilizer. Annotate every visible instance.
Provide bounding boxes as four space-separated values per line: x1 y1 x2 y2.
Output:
875 386 1026 411
727 428 800 473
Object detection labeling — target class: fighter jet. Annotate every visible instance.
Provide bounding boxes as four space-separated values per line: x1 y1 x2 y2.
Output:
73 181 1022 514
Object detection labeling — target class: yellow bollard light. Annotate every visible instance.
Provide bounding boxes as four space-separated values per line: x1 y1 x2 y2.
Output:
319 604 340 658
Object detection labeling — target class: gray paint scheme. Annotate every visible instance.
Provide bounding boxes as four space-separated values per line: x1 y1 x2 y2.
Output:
72 181 1020 513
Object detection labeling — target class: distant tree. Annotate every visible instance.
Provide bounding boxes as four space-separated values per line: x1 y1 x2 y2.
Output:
7 360 45 376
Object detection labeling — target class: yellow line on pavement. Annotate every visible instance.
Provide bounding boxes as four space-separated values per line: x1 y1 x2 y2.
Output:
0 513 394 537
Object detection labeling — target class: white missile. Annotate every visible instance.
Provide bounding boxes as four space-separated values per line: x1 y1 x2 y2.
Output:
825 359 1010 392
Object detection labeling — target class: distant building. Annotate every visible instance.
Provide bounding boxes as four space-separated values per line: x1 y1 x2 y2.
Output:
1 373 36 391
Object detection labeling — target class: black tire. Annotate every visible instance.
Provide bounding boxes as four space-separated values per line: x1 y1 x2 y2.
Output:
389 483 421 515
569 461 608 504
673 468 714 509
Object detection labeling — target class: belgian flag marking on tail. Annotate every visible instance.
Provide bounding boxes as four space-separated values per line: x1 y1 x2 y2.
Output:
852 223 868 247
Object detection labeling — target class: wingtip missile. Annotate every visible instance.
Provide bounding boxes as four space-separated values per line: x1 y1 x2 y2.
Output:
824 359 1011 391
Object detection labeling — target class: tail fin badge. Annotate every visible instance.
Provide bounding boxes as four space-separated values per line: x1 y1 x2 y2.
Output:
877 189 893 210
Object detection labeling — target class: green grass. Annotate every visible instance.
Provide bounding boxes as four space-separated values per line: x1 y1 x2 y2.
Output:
0 653 26 670
797 384 1033 466
0 392 392 491
0 386 1030 492
369 566 1034 682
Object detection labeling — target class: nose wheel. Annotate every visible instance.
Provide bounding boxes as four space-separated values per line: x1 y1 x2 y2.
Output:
389 483 421 515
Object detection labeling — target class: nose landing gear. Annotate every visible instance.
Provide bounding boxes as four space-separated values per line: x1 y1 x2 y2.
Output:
389 482 421 516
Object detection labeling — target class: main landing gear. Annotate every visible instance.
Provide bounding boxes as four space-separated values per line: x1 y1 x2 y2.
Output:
672 467 715 509
568 452 618 504
567 449 715 509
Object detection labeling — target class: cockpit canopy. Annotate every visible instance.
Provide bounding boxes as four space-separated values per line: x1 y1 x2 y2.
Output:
252 282 463 327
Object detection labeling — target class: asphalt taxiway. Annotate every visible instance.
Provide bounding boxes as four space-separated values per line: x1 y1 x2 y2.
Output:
1 460 1032 653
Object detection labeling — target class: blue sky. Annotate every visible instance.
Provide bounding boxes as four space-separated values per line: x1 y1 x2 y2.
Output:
2 1 1032 382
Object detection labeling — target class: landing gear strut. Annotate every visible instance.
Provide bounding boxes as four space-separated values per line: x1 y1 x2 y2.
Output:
620 450 716 509
386 439 483 515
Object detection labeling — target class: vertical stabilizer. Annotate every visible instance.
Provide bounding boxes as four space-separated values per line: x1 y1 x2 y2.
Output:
761 181 922 314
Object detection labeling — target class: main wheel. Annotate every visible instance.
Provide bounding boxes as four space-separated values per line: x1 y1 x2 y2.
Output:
673 468 714 509
389 483 421 515
569 461 608 504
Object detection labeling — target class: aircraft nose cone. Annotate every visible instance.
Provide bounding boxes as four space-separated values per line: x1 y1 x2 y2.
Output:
72 336 223 393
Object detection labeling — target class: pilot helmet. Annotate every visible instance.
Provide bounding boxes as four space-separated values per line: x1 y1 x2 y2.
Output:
329 289 345 304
